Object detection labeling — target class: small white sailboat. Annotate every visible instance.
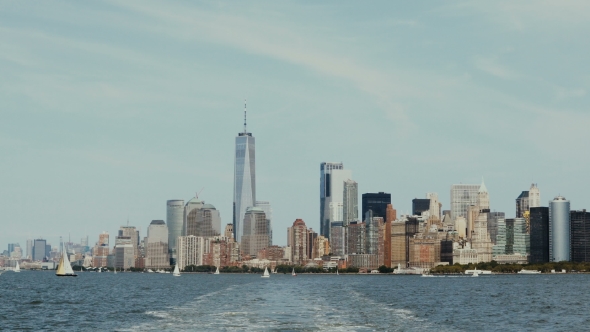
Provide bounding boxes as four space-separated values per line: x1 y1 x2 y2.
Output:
56 244 77 277
472 270 479 277
173 264 181 277
261 267 270 278
114 268 117 274
291 268 297 276
336 269 339 275
214 266 220 275
14 261 20 273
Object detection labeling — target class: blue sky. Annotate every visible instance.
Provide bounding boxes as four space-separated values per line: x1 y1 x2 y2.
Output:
1 1 589 250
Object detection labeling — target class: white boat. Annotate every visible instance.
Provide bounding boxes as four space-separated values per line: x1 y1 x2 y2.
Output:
173 264 181 277
147 269 154 273
261 267 270 278
291 268 297 276
518 269 541 274
14 261 20 273
114 268 117 274
214 266 220 275
472 271 479 277
336 269 339 275
465 269 492 275
421 272 434 277
56 243 77 277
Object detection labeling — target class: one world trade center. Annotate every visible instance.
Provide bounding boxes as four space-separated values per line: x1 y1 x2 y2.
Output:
233 101 256 243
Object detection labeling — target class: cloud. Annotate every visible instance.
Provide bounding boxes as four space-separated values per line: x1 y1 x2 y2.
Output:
555 87 586 100
474 56 518 80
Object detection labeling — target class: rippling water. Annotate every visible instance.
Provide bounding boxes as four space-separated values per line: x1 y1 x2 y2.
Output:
1 271 589 331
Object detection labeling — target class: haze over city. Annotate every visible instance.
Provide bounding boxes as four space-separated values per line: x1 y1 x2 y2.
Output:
2 1 589 250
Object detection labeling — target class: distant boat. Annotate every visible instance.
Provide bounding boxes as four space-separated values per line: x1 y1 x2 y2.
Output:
336 269 339 275
56 244 77 277
14 261 20 273
261 267 270 278
147 269 154 273
518 269 541 274
472 270 479 277
291 268 297 277
114 268 117 274
173 264 181 277
214 266 220 275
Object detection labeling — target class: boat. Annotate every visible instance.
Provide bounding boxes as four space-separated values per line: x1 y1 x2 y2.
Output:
261 267 270 278
14 261 20 273
214 266 220 275
147 269 154 273
465 269 492 275
518 269 541 274
336 269 339 275
56 244 77 277
114 268 117 274
472 270 479 277
291 268 297 277
172 264 181 277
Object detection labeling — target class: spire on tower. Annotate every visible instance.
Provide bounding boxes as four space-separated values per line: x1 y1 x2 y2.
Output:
244 99 247 134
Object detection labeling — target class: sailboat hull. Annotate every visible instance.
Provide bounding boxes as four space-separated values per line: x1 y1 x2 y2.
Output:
56 274 78 277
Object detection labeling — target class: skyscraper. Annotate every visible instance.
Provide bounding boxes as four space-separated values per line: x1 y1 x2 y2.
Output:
320 162 352 239
570 210 590 263
450 184 480 221
33 239 47 261
549 196 570 262
361 192 391 222
184 197 204 236
167 199 185 264
255 201 272 247
529 207 549 263
145 220 170 269
412 199 430 216
234 101 256 243
342 179 358 226
289 219 308 265
241 207 268 256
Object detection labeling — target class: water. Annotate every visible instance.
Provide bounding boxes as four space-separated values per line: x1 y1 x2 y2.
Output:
1 271 589 331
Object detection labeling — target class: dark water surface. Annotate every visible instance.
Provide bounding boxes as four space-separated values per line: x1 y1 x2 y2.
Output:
1 271 588 331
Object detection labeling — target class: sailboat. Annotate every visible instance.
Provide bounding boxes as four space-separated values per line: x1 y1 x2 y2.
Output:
291 268 297 276
14 261 20 273
261 267 270 278
214 266 220 275
56 244 77 277
114 268 117 274
336 269 339 275
173 264 181 277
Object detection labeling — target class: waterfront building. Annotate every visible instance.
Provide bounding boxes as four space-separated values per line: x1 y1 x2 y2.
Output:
427 193 441 221
383 204 397 267
330 222 345 256
114 236 135 269
549 196 571 262
450 184 480 222
529 207 550 263
306 228 318 259
412 199 430 216
312 236 330 259
167 199 185 263
187 203 222 238
33 239 47 262
343 179 358 227
255 201 273 247
570 210 590 263
184 197 204 236
452 242 479 265
257 245 286 262
177 235 208 269
487 212 505 244
203 236 236 267
288 219 308 265
470 180 493 262
320 162 352 239
241 207 269 257
408 236 441 269
92 232 109 267
233 102 256 243
362 192 391 223
347 254 379 270
366 216 383 255
145 220 170 270
492 218 529 258
347 221 366 255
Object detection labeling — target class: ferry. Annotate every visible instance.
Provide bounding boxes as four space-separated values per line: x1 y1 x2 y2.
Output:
517 269 541 274
465 269 492 275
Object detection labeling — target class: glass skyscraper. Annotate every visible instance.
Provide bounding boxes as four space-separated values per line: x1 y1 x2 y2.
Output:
450 184 480 221
320 162 351 239
233 103 256 243
167 199 185 264
549 196 570 262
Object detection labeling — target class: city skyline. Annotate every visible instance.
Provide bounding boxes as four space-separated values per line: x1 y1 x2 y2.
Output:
2 1 590 251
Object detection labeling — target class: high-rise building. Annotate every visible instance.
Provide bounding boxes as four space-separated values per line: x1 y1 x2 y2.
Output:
224 224 234 239
412 199 430 216
362 192 391 222
492 218 529 256
343 179 358 226
366 216 383 255
450 184 480 221
33 239 47 262
145 220 170 269
320 162 352 239
570 210 590 263
92 232 110 267
312 236 330 259
241 207 269 257
167 199 185 263
114 236 135 269
487 212 505 244
233 101 256 243
119 225 139 258
289 219 308 265
187 203 222 238
529 184 541 208
516 191 530 219
184 197 204 236
26 239 33 260
255 201 272 247
529 207 549 263
177 235 209 269
427 193 441 221
549 196 570 262
330 222 345 256
470 180 493 262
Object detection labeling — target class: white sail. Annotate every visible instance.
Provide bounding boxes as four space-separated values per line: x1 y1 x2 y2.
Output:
262 267 270 278
173 264 181 277
214 266 220 275
56 243 77 276
291 268 296 276
14 261 20 273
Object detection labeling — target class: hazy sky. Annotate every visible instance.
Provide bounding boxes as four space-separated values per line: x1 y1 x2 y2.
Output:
1 1 589 251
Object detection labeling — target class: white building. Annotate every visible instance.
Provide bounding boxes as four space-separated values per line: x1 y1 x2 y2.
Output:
177 235 209 269
145 220 170 269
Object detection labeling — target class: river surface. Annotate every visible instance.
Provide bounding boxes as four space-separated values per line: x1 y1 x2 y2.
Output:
1 271 588 331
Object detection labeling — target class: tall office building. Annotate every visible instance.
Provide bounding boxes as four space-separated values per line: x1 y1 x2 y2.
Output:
145 220 170 269
492 218 529 256
289 219 308 265
343 179 358 226
362 192 391 222
570 210 590 263
549 196 570 262
529 207 549 263
26 239 33 260
255 201 272 247
412 199 430 216
450 184 480 221
93 232 110 267
167 199 185 263
529 184 541 208
470 180 493 262
320 162 352 239
487 212 505 244
241 207 269 257
119 225 139 258
33 239 47 261
184 197 204 236
177 235 208 268
187 203 222 238
114 236 135 269
233 101 256 243
516 191 530 219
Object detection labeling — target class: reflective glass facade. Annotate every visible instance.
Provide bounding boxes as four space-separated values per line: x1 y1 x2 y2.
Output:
549 196 570 262
450 184 479 221
570 210 590 263
167 199 185 263
362 192 391 222
234 133 256 243
529 207 549 263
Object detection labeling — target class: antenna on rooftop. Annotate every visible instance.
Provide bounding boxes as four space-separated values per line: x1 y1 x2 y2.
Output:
243 99 247 133
196 187 204 200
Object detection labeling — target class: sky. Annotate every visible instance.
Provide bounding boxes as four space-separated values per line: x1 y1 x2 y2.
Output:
1 1 589 251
